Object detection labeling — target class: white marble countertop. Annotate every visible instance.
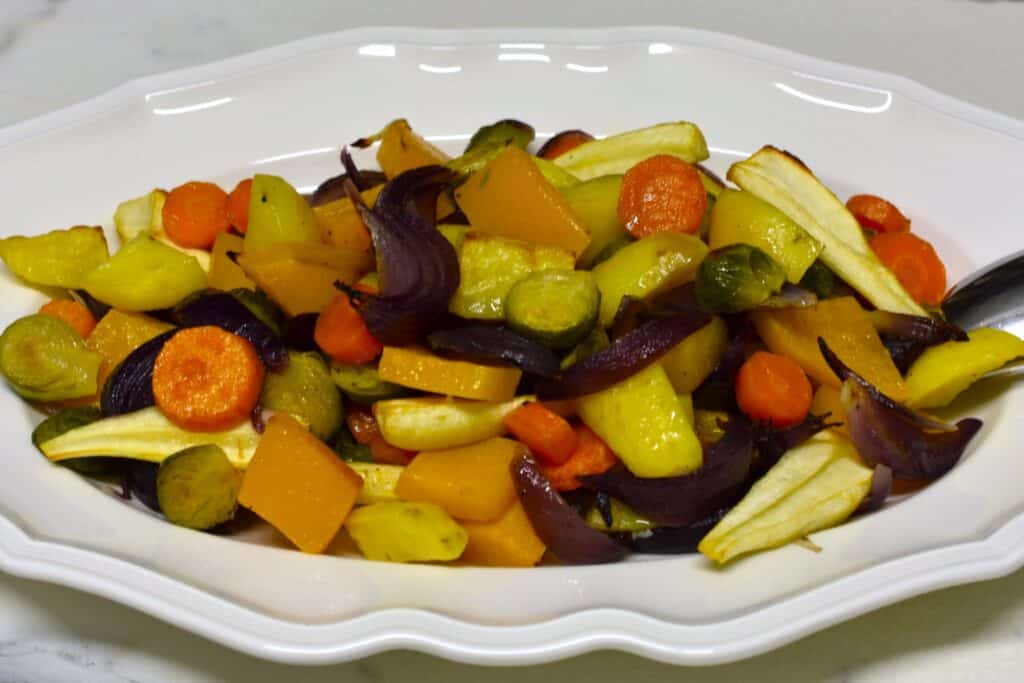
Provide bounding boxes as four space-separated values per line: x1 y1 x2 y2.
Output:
3 0 1024 680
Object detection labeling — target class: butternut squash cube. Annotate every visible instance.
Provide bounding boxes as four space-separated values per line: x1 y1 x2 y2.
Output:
751 297 908 401
455 146 591 257
378 346 521 402
238 414 363 553
234 243 373 315
87 310 174 390
208 232 254 291
395 437 525 522
460 501 546 567
312 186 381 252
376 119 450 179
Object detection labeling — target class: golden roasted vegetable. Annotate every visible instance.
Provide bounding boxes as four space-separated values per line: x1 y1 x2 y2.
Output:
751 297 908 402
708 189 822 283
699 433 872 565
345 501 467 563
244 174 320 249
209 232 254 291
372 395 530 451
448 232 575 320
233 243 372 315
312 185 380 252
660 316 729 394
578 363 702 478
82 235 207 312
552 121 709 181
905 327 1024 408
377 346 522 402
0 226 108 289
374 119 450 178
591 231 708 326
348 462 403 504
455 146 591 257
562 174 628 268
461 501 546 567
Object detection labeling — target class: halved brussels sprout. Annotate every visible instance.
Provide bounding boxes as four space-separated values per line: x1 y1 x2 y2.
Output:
260 351 343 440
695 244 786 313
465 119 535 154
330 361 407 405
0 314 102 401
156 444 241 530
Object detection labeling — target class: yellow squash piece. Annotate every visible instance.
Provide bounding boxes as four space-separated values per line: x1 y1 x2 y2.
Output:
395 437 525 522
87 310 174 390
455 146 591 257
448 232 575 320
905 327 1024 409
348 462 404 504
591 232 709 326
375 119 451 179
0 226 109 289
378 346 522 402
234 243 373 315
238 414 363 554
345 501 467 563
708 189 822 283
751 297 908 402
312 185 381 252
660 316 730 394
562 174 628 268
372 395 530 451
244 174 320 250
728 146 925 315
578 363 702 478
82 235 207 312
699 433 872 565
208 232 254 291
461 501 546 567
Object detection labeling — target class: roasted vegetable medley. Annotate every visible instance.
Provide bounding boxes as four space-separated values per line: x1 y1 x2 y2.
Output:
2 118 1021 567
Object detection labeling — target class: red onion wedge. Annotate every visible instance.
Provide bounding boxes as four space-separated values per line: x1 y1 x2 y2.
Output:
343 166 460 345
536 310 710 400
818 338 983 480
857 464 893 514
579 418 755 527
427 326 560 377
511 452 627 565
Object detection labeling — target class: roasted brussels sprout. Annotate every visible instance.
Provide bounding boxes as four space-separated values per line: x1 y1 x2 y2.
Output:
0 314 102 401
260 351 343 440
334 428 373 463
695 244 786 313
465 119 535 154
156 444 241 530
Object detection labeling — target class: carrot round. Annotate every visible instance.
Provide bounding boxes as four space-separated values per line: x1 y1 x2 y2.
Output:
38 300 97 339
736 351 813 428
617 154 708 238
152 326 265 432
504 402 578 466
314 293 383 365
870 232 947 306
162 181 231 249
847 194 910 233
537 130 594 160
226 178 253 233
540 425 619 491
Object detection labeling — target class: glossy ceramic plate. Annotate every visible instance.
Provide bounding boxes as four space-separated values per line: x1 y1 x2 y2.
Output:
1 27 1023 666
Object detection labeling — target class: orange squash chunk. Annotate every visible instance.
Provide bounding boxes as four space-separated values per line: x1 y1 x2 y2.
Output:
313 185 381 252
751 297 908 402
461 501 546 567
87 310 174 390
376 119 450 179
234 243 373 315
238 414 363 553
395 437 525 522
378 346 521 402
455 146 590 257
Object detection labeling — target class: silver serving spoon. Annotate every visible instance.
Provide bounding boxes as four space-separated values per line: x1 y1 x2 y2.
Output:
943 250 1024 376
